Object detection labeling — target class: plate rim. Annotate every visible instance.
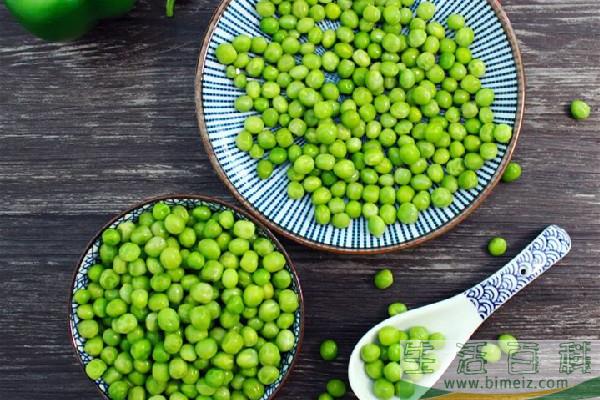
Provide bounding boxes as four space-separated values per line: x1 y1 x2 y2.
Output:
67 193 306 400
194 0 526 254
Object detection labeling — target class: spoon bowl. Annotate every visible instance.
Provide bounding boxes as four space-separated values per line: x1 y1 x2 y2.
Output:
349 225 572 400
350 294 481 400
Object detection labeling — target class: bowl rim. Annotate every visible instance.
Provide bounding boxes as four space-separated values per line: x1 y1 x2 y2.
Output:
67 193 305 400
194 0 526 254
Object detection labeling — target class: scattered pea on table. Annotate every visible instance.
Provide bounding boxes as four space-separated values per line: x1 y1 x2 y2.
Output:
570 99 591 120
480 343 502 363
320 339 339 361
488 236 507 256
326 379 347 398
374 268 394 290
498 333 519 355
388 302 408 317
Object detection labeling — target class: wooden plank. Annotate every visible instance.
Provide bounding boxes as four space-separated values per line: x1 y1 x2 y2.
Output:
0 0 599 398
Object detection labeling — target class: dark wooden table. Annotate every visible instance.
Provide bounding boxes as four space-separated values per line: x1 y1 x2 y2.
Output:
0 1 599 399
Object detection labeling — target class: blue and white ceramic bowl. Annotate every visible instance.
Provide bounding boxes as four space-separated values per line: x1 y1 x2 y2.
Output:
195 0 525 253
69 195 304 399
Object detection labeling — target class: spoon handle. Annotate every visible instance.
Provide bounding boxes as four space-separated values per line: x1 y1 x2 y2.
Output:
463 225 571 320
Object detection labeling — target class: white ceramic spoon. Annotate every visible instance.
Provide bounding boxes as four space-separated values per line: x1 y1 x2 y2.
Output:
349 225 572 400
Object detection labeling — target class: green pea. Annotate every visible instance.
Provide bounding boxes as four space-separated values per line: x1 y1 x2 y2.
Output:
326 379 347 397
215 43 237 65
431 188 453 208
319 339 338 361
397 203 419 224
488 237 507 256
85 359 107 380
396 380 415 398
458 170 478 189
388 303 408 316
79 320 99 339
374 378 395 399
571 99 591 120
374 268 394 289
157 308 180 332
480 142 498 160
368 215 386 237
429 332 446 350
481 343 502 363
502 162 522 183
498 333 519 355
441 175 459 194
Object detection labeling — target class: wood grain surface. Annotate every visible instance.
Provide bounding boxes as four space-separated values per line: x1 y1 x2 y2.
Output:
0 0 599 399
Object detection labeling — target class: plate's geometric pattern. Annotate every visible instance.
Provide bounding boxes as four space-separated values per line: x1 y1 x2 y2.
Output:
200 0 521 250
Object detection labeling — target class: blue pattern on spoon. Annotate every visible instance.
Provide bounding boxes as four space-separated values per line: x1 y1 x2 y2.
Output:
465 225 572 319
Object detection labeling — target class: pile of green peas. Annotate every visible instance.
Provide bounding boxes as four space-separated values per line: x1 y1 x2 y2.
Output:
360 325 445 399
73 201 300 400
216 0 513 236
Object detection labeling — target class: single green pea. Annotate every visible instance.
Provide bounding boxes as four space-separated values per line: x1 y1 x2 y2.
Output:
374 268 394 290
388 303 408 317
447 13 465 30
396 380 415 398
365 359 384 380
481 343 502 363
379 326 402 346
571 99 591 120
326 379 347 398
502 162 522 183
431 188 453 208
78 319 99 339
488 237 507 256
373 378 395 399
458 170 479 190
320 339 339 361
480 143 498 161
397 203 419 224
361 343 381 363
493 124 513 144
498 333 519 355
85 359 107 380
215 43 237 65
368 215 387 237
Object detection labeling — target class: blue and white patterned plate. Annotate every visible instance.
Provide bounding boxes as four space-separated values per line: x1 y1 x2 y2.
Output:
69 195 304 399
195 0 525 253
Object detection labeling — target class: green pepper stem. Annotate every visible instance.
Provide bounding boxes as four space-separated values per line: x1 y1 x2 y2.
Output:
166 0 176 17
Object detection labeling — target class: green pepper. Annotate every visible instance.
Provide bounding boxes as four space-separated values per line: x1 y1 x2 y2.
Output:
166 0 176 17
4 0 137 41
